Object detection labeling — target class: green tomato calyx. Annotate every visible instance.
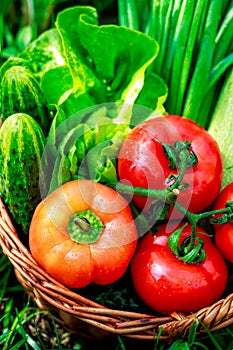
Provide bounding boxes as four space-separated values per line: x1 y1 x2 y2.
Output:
67 209 104 244
162 140 198 170
168 224 206 264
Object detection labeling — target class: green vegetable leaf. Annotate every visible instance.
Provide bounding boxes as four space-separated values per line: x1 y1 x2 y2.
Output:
19 28 66 77
133 71 168 124
28 6 168 194
41 65 73 107
55 6 159 109
136 71 168 110
42 104 132 195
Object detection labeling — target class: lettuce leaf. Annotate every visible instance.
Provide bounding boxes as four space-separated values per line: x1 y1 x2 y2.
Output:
19 29 66 77
55 6 159 108
36 6 169 193
40 6 167 119
41 104 133 195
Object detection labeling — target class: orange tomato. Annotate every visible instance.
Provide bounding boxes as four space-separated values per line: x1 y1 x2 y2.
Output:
29 180 138 288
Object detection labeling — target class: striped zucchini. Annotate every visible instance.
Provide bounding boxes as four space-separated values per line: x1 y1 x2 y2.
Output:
1 66 50 135
0 113 46 237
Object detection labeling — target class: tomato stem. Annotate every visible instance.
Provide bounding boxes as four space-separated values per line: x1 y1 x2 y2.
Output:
167 223 206 264
168 142 195 191
116 182 180 204
67 209 104 244
162 140 198 171
116 139 194 208
117 179 233 263
171 200 233 263
198 202 233 224
116 143 232 263
171 201 206 263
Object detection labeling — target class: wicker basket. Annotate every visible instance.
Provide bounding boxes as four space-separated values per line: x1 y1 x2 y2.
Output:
1 196 233 342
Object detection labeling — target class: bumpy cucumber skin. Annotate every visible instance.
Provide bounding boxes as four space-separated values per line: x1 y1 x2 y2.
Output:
1 66 50 135
0 113 45 236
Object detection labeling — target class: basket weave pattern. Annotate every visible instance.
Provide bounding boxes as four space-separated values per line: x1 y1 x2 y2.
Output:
1 196 233 341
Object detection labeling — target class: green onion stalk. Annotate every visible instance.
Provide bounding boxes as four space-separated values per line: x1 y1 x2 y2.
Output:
118 0 233 129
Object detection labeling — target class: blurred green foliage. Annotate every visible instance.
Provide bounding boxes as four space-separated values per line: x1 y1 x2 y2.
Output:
0 0 116 63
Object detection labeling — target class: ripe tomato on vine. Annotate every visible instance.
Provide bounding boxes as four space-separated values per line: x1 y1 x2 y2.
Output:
118 115 223 217
131 223 228 315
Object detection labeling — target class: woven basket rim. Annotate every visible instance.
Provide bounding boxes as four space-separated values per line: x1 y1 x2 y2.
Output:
1 196 233 341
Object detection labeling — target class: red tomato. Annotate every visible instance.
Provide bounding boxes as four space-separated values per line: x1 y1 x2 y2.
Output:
29 180 138 288
213 182 233 263
118 115 223 218
130 223 228 315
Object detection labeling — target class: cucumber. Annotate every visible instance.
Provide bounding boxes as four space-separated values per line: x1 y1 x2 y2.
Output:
0 113 46 237
0 66 50 135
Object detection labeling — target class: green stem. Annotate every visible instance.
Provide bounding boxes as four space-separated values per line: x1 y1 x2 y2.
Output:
153 0 174 76
173 201 200 252
208 53 233 90
195 203 233 223
116 178 233 264
172 199 233 262
158 0 171 45
174 0 207 115
167 223 206 264
116 182 173 202
117 139 197 209
117 0 139 29
170 142 198 189
144 0 159 39
134 0 150 31
117 0 129 27
166 0 196 114
175 201 233 230
183 0 222 124
213 1 233 65
125 0 139 30
161 0 183 84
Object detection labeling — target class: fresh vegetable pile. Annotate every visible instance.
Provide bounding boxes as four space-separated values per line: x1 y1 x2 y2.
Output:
0 4 233 320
